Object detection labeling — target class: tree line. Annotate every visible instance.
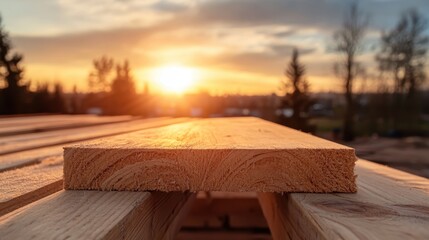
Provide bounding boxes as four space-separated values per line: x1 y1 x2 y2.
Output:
0 3 427 140
280 2 428 141
0 15 148 116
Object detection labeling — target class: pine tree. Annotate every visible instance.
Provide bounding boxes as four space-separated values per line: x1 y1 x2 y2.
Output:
109 60 137 115
0 16 28 114
280 48 312 131
51 82 65 113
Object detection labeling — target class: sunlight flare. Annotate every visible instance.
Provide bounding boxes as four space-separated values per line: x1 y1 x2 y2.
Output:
152 64 198 93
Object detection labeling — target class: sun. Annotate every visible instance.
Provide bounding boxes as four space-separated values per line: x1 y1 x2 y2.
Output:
152 64 198 94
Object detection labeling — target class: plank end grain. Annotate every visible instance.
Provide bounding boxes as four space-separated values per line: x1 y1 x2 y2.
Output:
64 117 357 193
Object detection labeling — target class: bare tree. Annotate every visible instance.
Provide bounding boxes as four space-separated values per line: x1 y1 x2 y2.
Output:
376 9 428 130
333 1 368 141
88 56 114 92
280 48 312 131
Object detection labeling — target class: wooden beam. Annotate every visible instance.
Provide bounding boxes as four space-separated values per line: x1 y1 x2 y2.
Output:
0 115 136 136
0 156 63 216
64 117 356 192
0 117 189 155
0 118 195 216
0 118 191 171
0 145 63 172
0 190 195 240
258 160 429 240
0 115 78 127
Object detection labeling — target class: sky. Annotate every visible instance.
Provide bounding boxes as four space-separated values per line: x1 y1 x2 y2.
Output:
1 0 428 94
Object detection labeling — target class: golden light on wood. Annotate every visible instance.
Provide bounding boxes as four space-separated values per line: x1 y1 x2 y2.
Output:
151 64 198 93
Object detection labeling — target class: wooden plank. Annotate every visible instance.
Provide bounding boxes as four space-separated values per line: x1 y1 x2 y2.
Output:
64 117 356 192
0 118 195 215
0 115 75 127
0 115 120 129
0 145 63 172
258 159 429 240
0 118 190 172
0 117 189 155
0 190 195 240
0 115 136 136
0 156 63 216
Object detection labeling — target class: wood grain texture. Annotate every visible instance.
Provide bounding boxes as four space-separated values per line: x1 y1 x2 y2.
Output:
0 117 188 155
0 115 80 128
258 159 429 240
64 117 357 192
0 115 135 136
0 156 63 216
0 145 63 172
0 190 195 240
0 118 190 171
0 118 194 216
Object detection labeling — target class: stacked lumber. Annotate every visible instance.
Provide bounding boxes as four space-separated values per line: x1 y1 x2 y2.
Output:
1 115 429 240
0 191 194 240
0 115 136 136
258 160 429 239
0 115 196 240
0 117 190 216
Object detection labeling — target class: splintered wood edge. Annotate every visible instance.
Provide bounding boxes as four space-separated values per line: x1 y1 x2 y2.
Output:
0 191 196 240
64 148 357 193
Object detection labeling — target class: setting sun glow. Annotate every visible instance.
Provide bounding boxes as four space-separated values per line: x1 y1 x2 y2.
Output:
152 65 198 93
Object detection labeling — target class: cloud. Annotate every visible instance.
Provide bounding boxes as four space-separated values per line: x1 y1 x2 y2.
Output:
5 0 429 93
269 44 315 56
269 30 297 38
151 1 189 12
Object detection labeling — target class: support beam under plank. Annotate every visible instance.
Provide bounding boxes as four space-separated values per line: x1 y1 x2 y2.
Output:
258 160 429 240
0 190 195 240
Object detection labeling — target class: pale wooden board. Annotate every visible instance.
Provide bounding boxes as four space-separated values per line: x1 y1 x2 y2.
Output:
0 115 78 127
0 190 195 240
0 115 127 129
64 117 357 192
0 117 189 155
0 115 136 136
258 159 429 240
0 118 195 215
0 156 63 216
0 145 63 172
0 118 189 172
